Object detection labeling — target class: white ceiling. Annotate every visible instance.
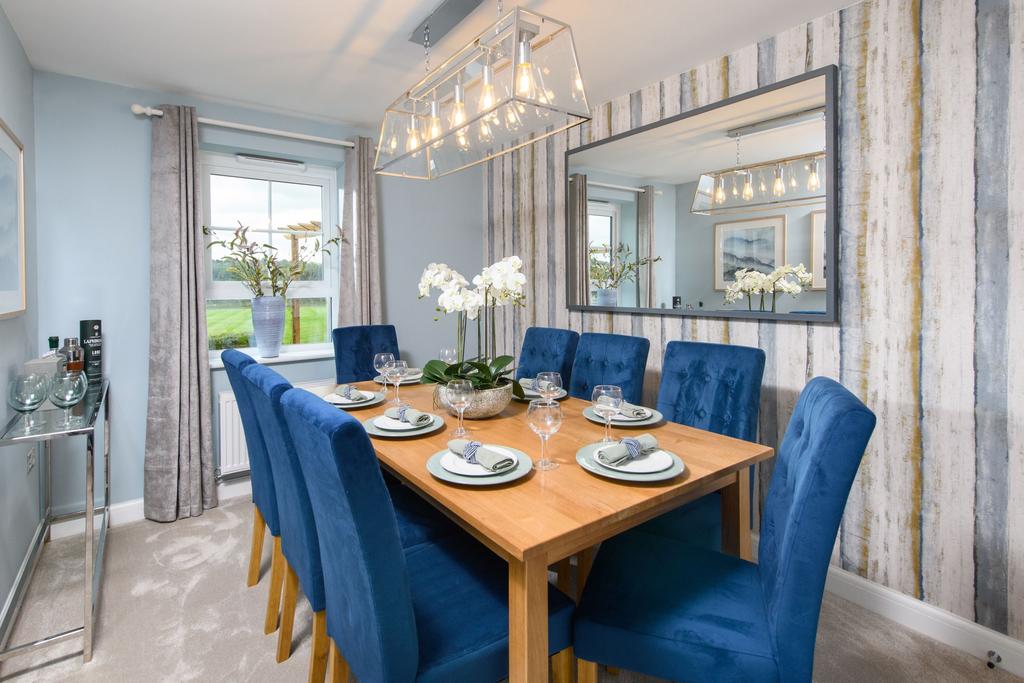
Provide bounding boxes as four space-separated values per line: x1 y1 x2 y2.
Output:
570 75 826 184
0 0 850 129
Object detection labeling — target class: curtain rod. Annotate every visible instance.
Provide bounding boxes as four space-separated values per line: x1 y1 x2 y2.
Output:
571 177 662 195
129 104 355 148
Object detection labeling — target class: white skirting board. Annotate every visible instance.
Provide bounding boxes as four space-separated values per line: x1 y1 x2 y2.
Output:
49 478 252 540
46 491 1022 677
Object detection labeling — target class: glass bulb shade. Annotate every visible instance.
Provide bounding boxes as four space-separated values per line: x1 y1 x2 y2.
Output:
515 40 537 98
405 113 422 153
807 161 821 192
789 165 798 188
375 7 590 179
742 173 754 201
758 172 767 194
713 176 726 205
773 166 786 197
731 176 739 198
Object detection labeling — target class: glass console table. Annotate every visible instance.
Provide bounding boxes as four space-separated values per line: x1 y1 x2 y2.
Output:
0 380 109 664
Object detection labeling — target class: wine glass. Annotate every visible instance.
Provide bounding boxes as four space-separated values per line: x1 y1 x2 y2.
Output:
50 371 89 428
386 360 409 406
373 352 395 399
446 379 474 438
439 347 457 365
7 372 51 434
535 372 562 404
591 385 623 443
528 399 562 471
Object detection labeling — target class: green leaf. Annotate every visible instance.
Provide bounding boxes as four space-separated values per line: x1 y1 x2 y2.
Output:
489 355 514 374
512 380 525 399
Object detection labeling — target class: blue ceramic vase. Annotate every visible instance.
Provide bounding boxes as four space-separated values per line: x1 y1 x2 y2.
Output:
251 296 286 358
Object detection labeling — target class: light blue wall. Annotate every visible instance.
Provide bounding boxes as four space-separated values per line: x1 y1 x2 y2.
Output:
32 71 483 513
0 6 38 619
673 179 826 314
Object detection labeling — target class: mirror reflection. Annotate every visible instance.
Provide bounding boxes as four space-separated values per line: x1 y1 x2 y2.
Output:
567 71 834 319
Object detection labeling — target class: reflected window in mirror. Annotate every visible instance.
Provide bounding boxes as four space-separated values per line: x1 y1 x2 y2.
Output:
566 66 838 323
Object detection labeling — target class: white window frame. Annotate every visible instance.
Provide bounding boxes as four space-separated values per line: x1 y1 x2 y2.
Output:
200 151 339 349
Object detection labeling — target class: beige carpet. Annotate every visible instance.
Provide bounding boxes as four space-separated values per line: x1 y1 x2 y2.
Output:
0 498 1018 683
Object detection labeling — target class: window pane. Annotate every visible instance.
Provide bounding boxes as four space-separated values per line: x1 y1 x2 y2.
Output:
269 231 326 282
210 175 269 229
588 214 613 257
271 181 322 229
206 299 253 350
206 297 329 349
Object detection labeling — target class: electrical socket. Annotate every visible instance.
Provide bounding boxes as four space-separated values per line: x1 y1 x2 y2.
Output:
26 447 36 474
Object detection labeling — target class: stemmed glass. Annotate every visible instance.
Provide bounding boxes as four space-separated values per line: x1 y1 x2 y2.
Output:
528 399 562 471
50 371 89 428
385 360 409 406
535 372 562 404
446 379 474 438
591 385 623 443
439 347 457 365
7 373 51 435
374 352 395 400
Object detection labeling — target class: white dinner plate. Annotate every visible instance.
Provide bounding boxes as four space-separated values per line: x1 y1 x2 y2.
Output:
373 375 422 385
440 447 520 477
324 391 375 406
612 409 653 422
373 415 432 432
593 447 674 474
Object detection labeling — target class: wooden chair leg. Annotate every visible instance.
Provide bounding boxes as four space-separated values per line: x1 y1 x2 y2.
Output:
264 536 285 634
577 657 599 683
247 505 266 587
327 639 351 683
309 610 330 683
276 561 299 662
606 665 621 675
552 647 573 683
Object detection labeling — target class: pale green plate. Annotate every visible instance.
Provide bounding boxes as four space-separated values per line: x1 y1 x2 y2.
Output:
582 406 664 428
426 446 533 486
575 442 686 483
362 414 445 439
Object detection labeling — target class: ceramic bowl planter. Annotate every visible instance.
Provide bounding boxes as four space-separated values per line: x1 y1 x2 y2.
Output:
251 296 286 358
433 383 513 419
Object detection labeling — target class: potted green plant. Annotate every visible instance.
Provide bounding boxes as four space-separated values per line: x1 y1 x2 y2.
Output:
588 242 662 306
420 355 525 419
206 223 339 358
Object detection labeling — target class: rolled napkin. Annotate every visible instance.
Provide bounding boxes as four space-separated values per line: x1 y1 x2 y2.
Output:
333 384 371 402
448 439 516 473
617 402 651 419
596 434 659 467
384 406 432 426
521 378 554 393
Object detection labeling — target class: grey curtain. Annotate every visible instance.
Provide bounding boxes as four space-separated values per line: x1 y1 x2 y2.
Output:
568 173 589 305
637 184 656 307
143 105 216 522
338 137 382 326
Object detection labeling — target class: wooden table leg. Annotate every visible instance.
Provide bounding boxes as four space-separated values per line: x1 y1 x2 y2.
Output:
554 557 573 597
508 553 549 683
721 467 753 561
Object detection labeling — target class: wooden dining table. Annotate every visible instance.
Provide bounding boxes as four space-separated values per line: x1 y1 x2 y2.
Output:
348 381 774 683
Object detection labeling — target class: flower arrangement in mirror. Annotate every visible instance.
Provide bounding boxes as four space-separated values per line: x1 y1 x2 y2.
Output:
724 263 813 312
588 242 662 306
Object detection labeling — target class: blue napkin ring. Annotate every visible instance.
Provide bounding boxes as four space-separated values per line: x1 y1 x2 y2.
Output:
621 437 642 461
462 441 482 464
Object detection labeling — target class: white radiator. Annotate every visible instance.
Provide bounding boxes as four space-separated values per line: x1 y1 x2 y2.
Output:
218 379 335 477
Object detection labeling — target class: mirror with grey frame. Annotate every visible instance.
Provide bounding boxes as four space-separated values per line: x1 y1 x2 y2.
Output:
566 66 838 323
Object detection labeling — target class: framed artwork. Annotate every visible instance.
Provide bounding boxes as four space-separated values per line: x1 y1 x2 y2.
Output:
713 215 787 291
810 210 827 290
0 116 25 319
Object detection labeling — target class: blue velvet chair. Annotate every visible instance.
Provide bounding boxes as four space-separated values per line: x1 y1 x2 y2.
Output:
221 350 281 613
573 377 876 682
332 324 400 383
241 364 457 675
568 332 650 405
636 341 766 550
515 327 580 382
280 386 577 683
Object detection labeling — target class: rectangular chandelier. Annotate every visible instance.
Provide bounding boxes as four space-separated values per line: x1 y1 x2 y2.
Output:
374 7 591 180
690 151 826 215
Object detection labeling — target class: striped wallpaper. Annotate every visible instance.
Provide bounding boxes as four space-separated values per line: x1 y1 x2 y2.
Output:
483 0 1023 638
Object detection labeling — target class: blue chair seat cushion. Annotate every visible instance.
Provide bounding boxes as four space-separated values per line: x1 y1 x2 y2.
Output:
408 536 575 683
383 473 459 549
575 531 778 683
632 494 723 552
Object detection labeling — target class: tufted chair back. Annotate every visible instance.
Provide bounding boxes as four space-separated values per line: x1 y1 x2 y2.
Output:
568 333 650 405
656 341 765 441
241 363 325 611
758 377 875 681
515 327 580 382
221 349 280 536
332 324 400 383
282 388 419 682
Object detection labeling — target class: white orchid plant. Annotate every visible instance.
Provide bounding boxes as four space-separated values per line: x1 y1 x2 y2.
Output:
724 263 812 312
417 256 527 367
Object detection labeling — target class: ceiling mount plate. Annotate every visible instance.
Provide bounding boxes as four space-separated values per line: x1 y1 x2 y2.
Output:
408 0 486 44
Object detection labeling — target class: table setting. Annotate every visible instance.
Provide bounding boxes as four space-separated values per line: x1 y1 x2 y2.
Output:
323 383 386 409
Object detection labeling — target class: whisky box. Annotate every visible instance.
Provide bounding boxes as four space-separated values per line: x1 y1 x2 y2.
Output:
80 319 103 384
